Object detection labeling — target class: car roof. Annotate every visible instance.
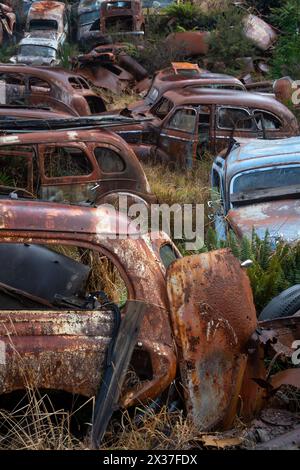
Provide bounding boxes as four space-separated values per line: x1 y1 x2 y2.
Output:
162 88 297 122
0 65 91 89
0 127 129 150
224 136 300 182
164 88 285 108
29 1 66 16
0 198 138 237
0 106 72 119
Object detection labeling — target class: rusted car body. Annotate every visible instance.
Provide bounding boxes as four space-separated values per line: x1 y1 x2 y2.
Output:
131 63 246 114
25 1 68 45
0 2 16 46
77 0 103 41
0 198 266 431
0 128 155 206
100 0 145 36
12 1 69 66
79 0 145 47
0 105 73 120
165 31 209 57
12 35 63 66
211 136 300 243
0 65 106 115
112 88 299 168
72 43 149 94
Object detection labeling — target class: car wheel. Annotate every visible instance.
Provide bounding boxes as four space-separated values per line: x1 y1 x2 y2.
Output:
259 285 300 321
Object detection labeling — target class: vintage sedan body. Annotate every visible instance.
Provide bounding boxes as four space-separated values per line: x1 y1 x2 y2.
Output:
0 128 154 206
211 136 300 243
25 1 69 46
100 0 145 36
13 34 62 66
115 88 299 168
132 64 246 114
0 65 106 115
0 198 263 432
77 0 103 41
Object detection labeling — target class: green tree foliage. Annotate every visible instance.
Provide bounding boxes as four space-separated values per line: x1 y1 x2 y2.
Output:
207 7 256 73
270 0 300 77
162 2 216 32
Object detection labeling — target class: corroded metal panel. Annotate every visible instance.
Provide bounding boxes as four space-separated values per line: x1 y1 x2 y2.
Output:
166 249 260 430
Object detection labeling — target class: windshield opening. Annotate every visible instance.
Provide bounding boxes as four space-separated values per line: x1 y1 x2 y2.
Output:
29 19 58 31
19 45 56 58
79 10 100 26
230 165 300 206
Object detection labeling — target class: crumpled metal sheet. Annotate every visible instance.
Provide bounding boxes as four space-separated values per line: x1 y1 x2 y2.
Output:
166 249 264 431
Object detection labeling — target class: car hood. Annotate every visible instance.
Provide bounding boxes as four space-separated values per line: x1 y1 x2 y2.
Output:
16 55 56 65
228 199 300 243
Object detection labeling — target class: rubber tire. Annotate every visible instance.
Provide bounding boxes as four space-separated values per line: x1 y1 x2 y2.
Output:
259 284 300 321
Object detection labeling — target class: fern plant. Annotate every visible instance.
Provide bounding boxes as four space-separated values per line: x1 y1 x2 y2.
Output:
191 227 300 313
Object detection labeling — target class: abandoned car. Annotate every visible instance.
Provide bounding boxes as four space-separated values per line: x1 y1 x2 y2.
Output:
211 136 300 243
114 88 299 168
0 2 16 46
100 0 145 37
0 65 106 115
80 0 145 46
25 0 69 46
0 197 270 438
0 105 73 120
131 63 247 114
11 35 63 66
0 127 155 206
72 43 149 94
77 0 103 42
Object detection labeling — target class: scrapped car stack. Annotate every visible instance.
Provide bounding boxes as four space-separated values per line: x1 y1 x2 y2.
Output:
0 0 299 449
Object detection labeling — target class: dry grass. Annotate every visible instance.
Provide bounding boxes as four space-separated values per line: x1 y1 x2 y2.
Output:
103 406 200 450
143 160 211 207
0 389 87 450
94 88 140 111
0 389 201 450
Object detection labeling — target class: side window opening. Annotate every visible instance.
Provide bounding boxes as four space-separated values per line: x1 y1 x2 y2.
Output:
0 243 128 309
85 96 106 114
152 98 173 119
211 169 222 204
94 147 126 173
197 106 211 158
44 146 93 178
218 107 255 130
166 108 196 133
0 144 38 194
160 243 179 269
254 110 282 130
29 77 51 93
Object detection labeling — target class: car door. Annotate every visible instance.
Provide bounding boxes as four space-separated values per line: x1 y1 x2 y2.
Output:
39 142 100 203
155 106 198 169
215 106 257 153
210 163 227 241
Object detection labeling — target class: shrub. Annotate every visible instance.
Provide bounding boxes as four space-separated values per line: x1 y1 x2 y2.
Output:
128 36 187 75
162 2 216 31
270 0 300 78
207 6 256 73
